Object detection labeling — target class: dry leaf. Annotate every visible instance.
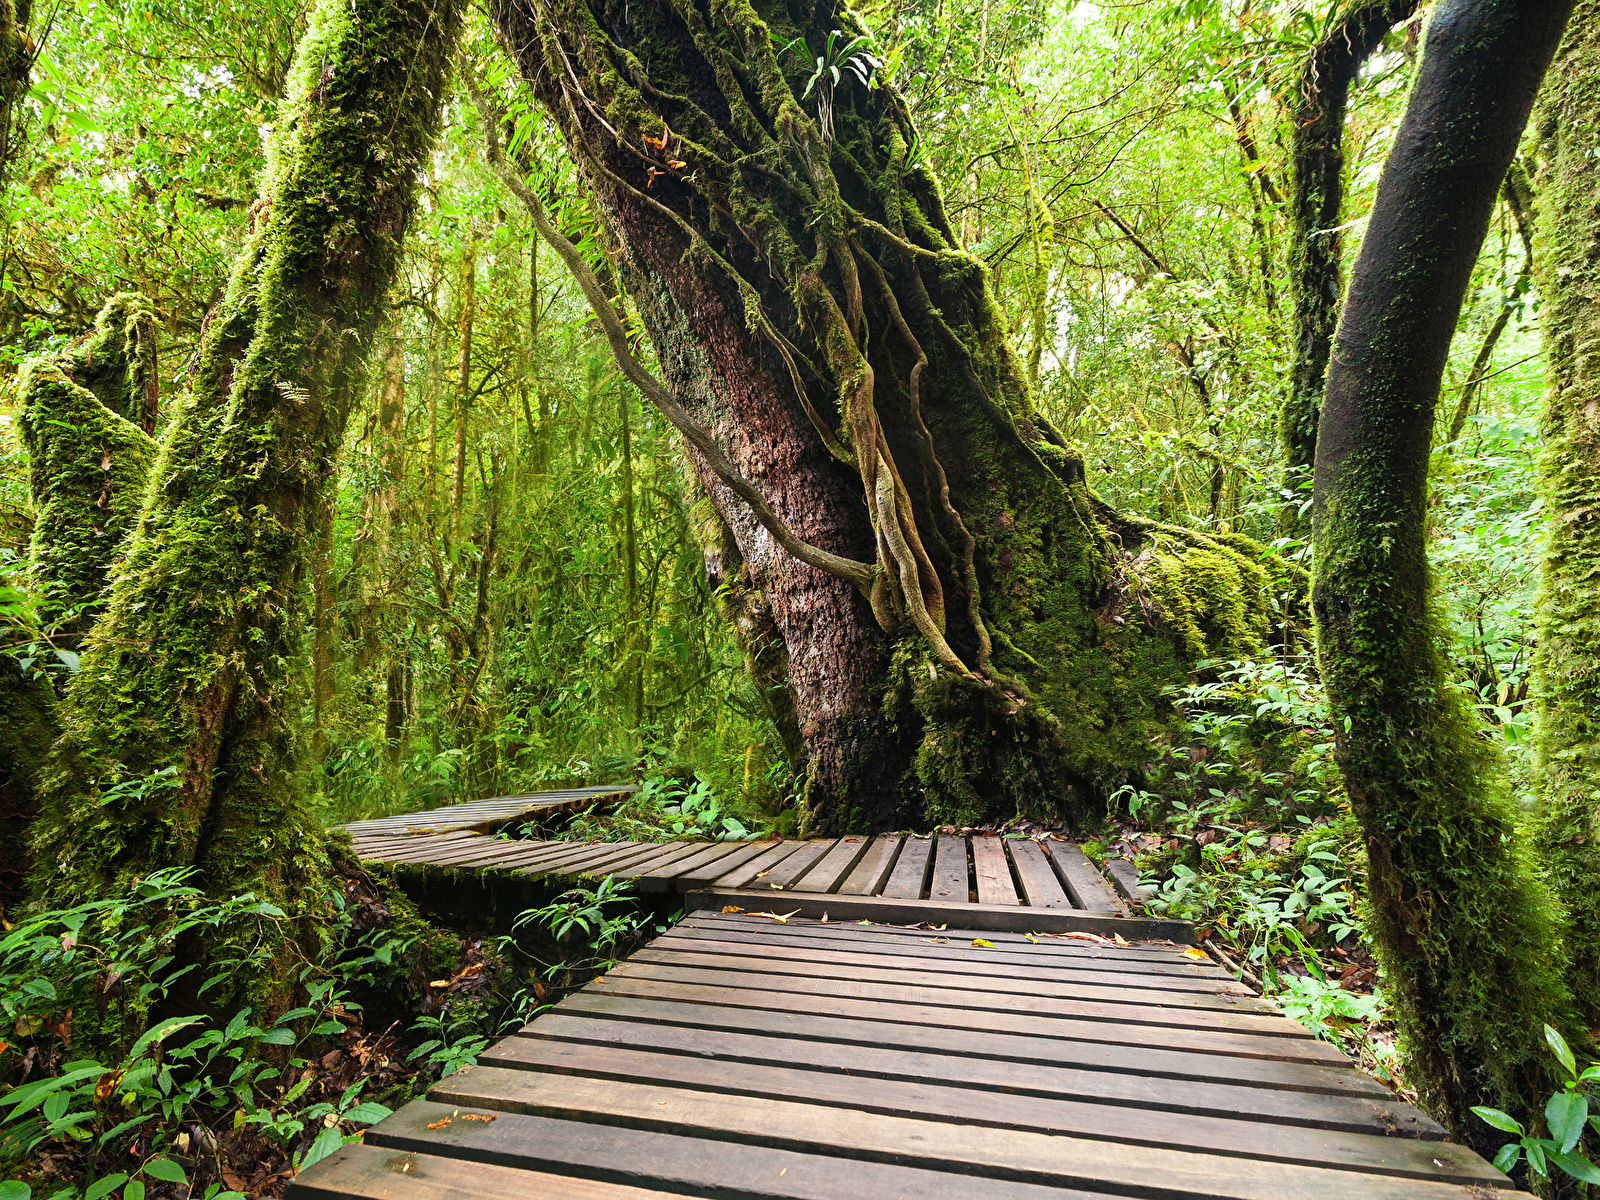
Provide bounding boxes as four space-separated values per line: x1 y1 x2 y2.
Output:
754 870 770 878
721 906 744 914
1112 933 1131 946
426 1118 453 1130
666 158 687 169
1062 931 1113 946
459 1112 497 1122
749 910 801 923
971 938 995 948
821 912 829 923
1181 947 1209 960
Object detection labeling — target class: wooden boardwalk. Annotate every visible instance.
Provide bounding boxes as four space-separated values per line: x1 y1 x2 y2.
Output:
289 909 1508 1199
341 796 1182 938
337 785 637 839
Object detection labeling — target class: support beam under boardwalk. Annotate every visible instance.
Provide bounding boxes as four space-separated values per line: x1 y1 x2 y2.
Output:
288 911 1507 1200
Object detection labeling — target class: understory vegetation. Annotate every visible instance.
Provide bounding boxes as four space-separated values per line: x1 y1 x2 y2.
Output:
0 0 1592 1191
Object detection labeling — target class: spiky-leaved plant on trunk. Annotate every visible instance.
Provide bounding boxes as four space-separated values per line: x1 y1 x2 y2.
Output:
487 0 1299 833
26 0 462 1019
1531 0 1600 1020
1312 0 1574 1144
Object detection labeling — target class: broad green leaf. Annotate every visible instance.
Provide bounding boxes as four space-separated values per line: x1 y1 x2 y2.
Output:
83 1175 128 1200
0 1181 30 1200
300 1125 346 1171
1546 1024 1578 1078
257 1027 295 1045
1547 1090 1588 1154
1471 1106 1523 1135
141 1159 187 1185
1491 1142 1521 1174
128 1016 203 1061
124 1182 144 1200
1552 1151 1600 1185
342 1102 392 1125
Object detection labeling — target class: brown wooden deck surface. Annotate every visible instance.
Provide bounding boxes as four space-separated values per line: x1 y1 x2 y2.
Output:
288 910 1508 1199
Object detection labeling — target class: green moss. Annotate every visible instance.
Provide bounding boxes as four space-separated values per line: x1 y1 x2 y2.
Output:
15 359 155 633
59 293 160 430
1531 0 1600 1021
27 0 463 1021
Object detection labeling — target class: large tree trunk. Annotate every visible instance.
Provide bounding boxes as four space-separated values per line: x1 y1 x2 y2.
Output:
3 295 158 905
1278 0 1417 521
489 0 1292 832
27 0 461 1016
1531 0 1600 1020
1312 0 1573 1144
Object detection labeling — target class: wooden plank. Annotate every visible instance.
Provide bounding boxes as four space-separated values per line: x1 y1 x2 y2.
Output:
680 912 1200 965
1105 857 1153 904
429 1067 1505 1198
790 836 872 893
633 841 744 891
622 948 1274 1017
879 835 933 898
1008 839 1072 909
359 835 491 864
645 932 1252 996
604 960 1305 1037
753 839 834 889
555 991 1390 1097
608 841 714 879
361 1100 1119 1200
286 1143 680 1200
837 834 902 895
683 889 1193 942
580 973 1343 1064
971 836 1019 905
929 835 970 902
673 840 783 890
479 1037 1489 1180
565 841 680 877
711 840 809 888
1046 841 1125 912
662 928 1222 979
521 1009 1430 1135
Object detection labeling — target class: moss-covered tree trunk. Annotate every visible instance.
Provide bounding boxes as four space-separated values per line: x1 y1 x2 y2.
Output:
1312 0 1573 1144
1531 0 1600 1018
3 295 158 903
489 0 1294 832
27 0 461 1014
1278 0 1416 518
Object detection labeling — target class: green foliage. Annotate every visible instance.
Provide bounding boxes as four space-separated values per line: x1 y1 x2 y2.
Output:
1472 1025 1600 1185
0 869 410 1197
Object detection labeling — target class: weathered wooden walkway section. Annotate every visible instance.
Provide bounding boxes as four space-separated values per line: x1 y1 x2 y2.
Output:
297 790 1510 1197
340 795 1180 938
291 910 1508 1199
337 785 637 839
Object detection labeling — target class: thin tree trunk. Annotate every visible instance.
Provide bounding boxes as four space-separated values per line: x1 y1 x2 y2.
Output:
1311 0 1573 1142
27 0 462 1017
618 384 641 726
1280 0 1419 524
1532 0 1600 1020
452 239 475 536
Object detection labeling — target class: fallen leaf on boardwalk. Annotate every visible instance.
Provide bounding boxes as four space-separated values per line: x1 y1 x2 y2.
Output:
1025 933 1040 943
658 1100 669 1105
755 871 770 878
1112 934 1131 946
721 906 743 914
971 938 996 948
821 912 829 923
749 910 801 923
459 1112 497 1122
857 920 874 926
426 1118 453 1130
1181 947 1209 960
1061 931 1113 946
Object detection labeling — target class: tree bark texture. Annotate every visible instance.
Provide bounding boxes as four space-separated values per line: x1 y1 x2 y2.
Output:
26 0 462 1015
489 0 1295 832
1279 0 1418 507
1532 0 1600 1020
1312 0 1574 1142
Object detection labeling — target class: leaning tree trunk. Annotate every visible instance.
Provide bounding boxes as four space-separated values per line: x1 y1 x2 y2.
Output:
489 0 1294 832
1278 0 1417 524
27 0 461 1016
2 295 157 904
1531 0 1600 1021
1312 0 1573 1144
